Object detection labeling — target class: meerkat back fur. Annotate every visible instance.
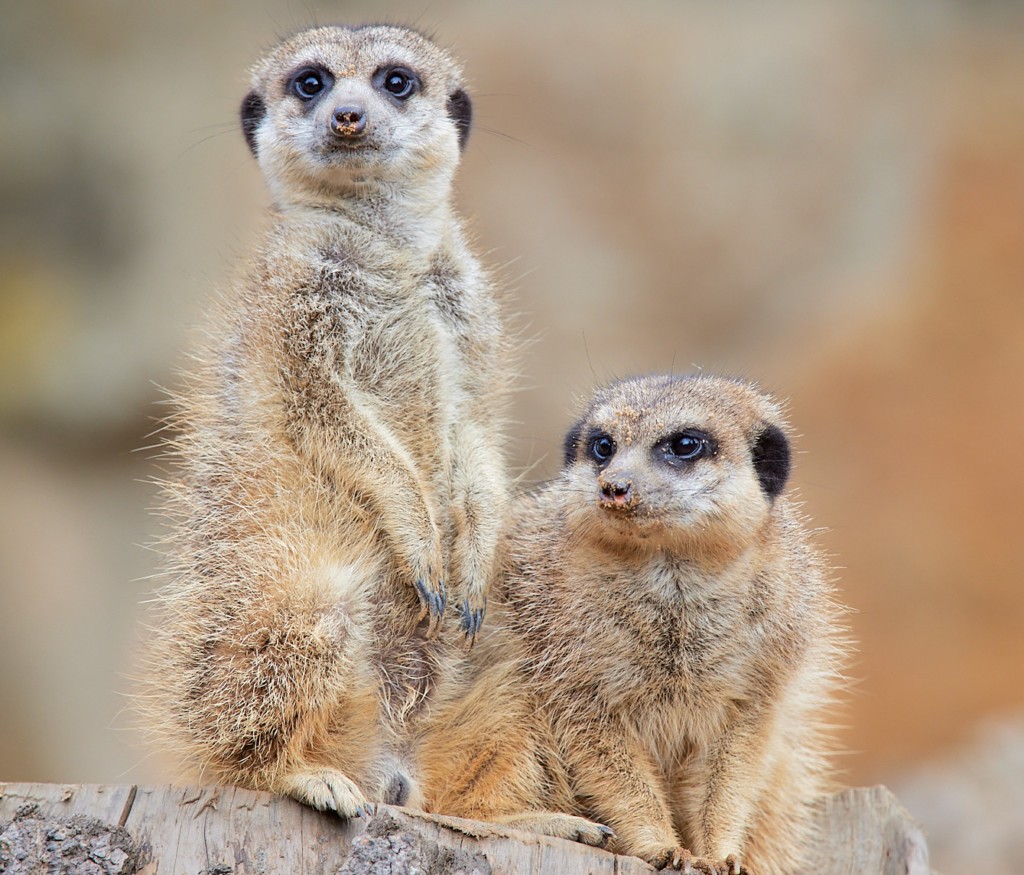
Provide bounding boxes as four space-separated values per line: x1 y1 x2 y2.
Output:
499 375 849 873
139 24 510 817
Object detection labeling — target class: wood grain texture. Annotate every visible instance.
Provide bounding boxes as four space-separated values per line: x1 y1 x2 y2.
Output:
804 785 932 875
0 783 929 874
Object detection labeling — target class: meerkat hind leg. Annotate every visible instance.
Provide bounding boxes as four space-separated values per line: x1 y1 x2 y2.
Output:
279 767 369 819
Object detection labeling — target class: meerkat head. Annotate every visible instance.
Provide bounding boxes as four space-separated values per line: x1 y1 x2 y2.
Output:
560 375 791 558
240 25 472 208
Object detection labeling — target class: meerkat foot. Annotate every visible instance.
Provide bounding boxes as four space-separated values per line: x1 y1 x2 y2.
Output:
644 846 742 873
279 767 368 819
677 853 745 875
647 846 689 871
458 594 487 646
492 812 614 848
413 576 447 637
721 854 748 874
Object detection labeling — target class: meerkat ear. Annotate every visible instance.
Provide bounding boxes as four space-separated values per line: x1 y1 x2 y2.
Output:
562 419 585 468
240 90 266 157
447 89 472 151
751 423 791 500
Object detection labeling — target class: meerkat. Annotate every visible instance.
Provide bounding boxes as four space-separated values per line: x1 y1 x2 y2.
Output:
139 24 509 819
494 374 849 873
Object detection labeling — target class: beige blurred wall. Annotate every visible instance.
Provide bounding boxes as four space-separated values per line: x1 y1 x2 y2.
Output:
1 0 1022 844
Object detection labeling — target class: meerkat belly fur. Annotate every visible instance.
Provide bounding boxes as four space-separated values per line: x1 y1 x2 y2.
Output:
499 375 849 873
140 25 509 816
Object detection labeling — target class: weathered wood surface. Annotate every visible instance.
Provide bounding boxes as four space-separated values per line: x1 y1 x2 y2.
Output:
0 782 930 874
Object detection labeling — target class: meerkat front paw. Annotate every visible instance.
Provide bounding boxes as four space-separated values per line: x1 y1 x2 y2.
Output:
408 546 447 637
449 526 493 646
279 767 370 819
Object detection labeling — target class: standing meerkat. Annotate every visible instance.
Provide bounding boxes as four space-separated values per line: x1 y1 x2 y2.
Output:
498 374 848 873
140 24 509 818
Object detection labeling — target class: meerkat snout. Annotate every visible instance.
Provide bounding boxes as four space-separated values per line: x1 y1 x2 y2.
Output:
598 474 636 510
331 105 367 138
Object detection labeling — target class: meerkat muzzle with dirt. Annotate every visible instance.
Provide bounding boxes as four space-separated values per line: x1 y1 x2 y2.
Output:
500 374 849 874
139 25 509 818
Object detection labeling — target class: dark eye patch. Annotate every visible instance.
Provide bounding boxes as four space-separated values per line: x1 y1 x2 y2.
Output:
562 418 585 468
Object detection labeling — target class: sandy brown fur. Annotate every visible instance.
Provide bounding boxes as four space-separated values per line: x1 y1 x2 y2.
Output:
139 25 510 816
416 605 613 848
491 375 849 873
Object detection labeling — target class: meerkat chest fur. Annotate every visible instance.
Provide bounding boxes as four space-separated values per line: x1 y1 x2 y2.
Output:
559 546 768 734
269 219 464 477
620 553 756 691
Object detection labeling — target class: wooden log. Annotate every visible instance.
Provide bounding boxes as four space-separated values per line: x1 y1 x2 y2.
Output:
0 782 930 874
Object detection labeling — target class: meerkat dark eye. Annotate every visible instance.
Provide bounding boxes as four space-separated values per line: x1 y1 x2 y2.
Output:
670 434 705 460
381 67 419 100
291 68 327 100
660 429 715 466
589 434 616 464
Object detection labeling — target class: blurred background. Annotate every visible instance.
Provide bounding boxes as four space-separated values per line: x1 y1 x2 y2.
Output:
1 0 1022 868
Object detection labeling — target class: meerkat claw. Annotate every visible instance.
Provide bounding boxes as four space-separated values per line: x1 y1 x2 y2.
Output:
459 599 474 635
415 578 447 633
414 578 431 620
459 596 486 645
417 578 446 637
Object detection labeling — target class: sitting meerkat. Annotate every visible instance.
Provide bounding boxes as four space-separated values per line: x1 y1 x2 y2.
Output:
496 374 849 873
140 24 509 818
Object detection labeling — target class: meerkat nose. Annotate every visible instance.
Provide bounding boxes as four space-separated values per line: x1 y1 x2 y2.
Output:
331 105 367 137
598 477 635 510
